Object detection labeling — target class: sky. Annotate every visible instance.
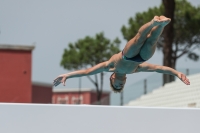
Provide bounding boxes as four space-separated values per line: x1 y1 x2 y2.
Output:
0 0 200 90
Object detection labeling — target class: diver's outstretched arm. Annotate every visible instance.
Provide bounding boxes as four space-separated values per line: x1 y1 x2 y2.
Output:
136 62 190 85
53 61 110 87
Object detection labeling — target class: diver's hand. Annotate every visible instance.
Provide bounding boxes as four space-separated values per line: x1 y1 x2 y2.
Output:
177 72 190 85
53 74 68 87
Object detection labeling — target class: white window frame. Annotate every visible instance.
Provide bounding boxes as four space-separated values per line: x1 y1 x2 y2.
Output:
57 96 68 104
71 95 83 104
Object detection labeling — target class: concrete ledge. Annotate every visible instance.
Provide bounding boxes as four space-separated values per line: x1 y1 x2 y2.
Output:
0 103 199 133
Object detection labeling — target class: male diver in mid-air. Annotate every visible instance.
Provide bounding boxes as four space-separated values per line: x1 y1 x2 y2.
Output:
53 16 190 93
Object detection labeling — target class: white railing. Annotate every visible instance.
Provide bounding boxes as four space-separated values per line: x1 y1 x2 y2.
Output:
0 103 200 133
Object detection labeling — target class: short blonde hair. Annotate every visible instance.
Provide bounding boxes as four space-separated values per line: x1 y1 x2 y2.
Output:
109 73 125 93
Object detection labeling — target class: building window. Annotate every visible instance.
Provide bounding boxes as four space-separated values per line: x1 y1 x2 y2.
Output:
57 96 68 104
72 96 83 104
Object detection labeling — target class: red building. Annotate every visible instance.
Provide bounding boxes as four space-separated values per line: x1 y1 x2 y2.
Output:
0 44 110 105
0 44 52 103
52 88 110 105
32 82 52 104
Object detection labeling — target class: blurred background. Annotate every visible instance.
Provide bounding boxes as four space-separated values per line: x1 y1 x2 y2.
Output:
0 0 200 107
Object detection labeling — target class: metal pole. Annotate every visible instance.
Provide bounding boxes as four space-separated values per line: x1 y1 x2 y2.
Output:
186 68 189 76
78 77 81 104
120 91 123 106
144 79 147 94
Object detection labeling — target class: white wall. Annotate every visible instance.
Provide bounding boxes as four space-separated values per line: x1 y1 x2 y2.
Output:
0 103 200 133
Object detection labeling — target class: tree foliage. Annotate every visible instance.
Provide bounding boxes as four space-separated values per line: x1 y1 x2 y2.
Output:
60 32 121 103
61 32 120 69
173 0 200 61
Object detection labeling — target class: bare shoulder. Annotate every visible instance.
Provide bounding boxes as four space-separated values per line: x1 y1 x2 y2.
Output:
135 62 156 72
109 53 119 60
104 53 120 72
138 62 150 67
107 53 118 64
104 60 114 70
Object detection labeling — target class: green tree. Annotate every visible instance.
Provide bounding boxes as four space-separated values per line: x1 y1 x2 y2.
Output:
61 32 121 104
121 0 200 85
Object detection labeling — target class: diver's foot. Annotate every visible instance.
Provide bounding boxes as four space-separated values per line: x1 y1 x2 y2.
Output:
152 15 171 26
159 15 171 26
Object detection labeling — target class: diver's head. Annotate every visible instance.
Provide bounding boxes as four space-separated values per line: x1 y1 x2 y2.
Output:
110 73 126 93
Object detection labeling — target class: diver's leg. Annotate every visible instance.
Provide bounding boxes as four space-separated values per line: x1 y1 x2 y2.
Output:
139 16 171 60
123 16 160 58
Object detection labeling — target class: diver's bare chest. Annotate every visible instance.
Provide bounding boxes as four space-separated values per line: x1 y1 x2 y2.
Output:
108 53 140 74
115 62 138 74
109 59 139 74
